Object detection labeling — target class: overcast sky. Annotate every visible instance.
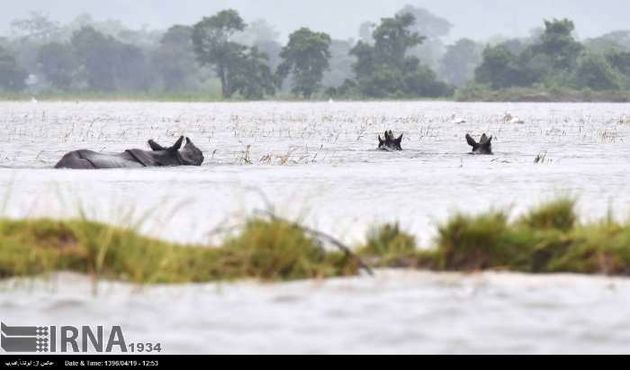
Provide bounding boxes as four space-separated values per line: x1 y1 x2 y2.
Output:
1 0 628 42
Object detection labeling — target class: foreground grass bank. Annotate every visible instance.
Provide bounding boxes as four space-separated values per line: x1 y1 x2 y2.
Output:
361 198 630 275
2 198 630 284
0 218 359 283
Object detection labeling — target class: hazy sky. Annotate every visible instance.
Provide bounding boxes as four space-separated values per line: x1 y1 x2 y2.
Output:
1 0 629 42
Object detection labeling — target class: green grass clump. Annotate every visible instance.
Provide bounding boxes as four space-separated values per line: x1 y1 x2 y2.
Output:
544 223 630 275
433 199 630 276
518 198 577 231
0 218 359 284
361 223 416 256
435 211 538 271
357 223 436 268
221 218 358 280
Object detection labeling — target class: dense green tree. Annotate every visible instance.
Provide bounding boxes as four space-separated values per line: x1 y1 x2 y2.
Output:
350 13 421 96
372 13 424 69
440 39 482 87
37 42 77 89
231 47 276 99
192 9 247 98
349 12 450 98
529 19 583 71
0 46 27 91
475 45 533 89
607 50 630 77
573 53 621 90
72 27 119 90
277 28 331 98
475 19 584 90
585 31 630 54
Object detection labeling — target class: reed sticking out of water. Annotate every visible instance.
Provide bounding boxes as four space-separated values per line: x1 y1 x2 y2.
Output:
3 197 630 283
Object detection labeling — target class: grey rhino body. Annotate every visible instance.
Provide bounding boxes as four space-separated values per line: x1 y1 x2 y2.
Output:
55 136 204 169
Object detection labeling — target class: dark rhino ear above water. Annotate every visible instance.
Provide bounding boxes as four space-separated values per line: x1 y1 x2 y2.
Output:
169 136 185 152
148 139 167 151
466 134 478 148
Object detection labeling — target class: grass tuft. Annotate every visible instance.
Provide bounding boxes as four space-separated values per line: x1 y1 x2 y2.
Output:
435 211 531 271
517 198 577 231
358 223 435 268
222 218 357 280
0 218 359 284
361 223 417 256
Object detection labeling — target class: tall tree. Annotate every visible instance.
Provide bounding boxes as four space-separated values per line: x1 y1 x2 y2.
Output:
231 47 276 99
474 44 533 89
71 26 119 90
349 12 450 98
606 50 630 77
0 46 27 91
529 19 583 71
192 9 247 98
277 27 331 98
37 42 77 89
372 13 424 69
573 53 621 90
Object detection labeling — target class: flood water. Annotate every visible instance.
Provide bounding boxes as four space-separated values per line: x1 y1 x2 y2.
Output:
2 270 630 354
1 101 630 353
1 101 630 245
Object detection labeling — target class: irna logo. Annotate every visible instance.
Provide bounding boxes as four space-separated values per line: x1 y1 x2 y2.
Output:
1 322 128 353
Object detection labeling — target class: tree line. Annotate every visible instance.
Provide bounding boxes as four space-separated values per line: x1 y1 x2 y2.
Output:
1 7 630 99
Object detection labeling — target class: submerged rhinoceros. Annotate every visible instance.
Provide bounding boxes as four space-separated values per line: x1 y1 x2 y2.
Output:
378 130 403 151
55 136 204 169
465 133 493 155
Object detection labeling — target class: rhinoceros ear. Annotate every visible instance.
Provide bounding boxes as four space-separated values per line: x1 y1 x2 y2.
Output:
378 135 384 146
396 134 403 145
169 136 185 152
466 134 478 148
148 140 166 151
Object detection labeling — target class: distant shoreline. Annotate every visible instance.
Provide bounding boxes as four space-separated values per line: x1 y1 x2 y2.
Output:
455 87 630 103
2 90 630 103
